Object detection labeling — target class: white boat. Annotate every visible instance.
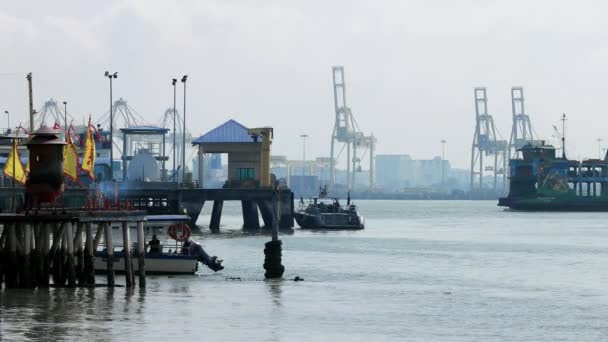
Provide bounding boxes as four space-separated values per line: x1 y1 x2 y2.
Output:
94 215 223 275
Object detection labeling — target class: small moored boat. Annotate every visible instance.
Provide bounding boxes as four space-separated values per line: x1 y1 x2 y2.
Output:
295 190 364 230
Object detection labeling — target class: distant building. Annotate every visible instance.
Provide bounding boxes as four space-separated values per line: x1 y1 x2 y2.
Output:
376 154 415 190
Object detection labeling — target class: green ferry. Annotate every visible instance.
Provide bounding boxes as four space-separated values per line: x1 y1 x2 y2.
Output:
498 142 608 211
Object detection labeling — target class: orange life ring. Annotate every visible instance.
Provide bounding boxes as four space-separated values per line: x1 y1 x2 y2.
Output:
168 223 191 241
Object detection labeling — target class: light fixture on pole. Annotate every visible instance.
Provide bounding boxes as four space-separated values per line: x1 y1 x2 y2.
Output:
300 134 308 175
172 78 177 180
181 75 188 184
62 101 68 141
104 71 118 179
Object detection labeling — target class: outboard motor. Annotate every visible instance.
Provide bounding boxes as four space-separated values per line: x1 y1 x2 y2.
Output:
188 240 224 272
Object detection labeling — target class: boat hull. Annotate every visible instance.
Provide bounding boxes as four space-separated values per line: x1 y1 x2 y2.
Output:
94 252 198 275
498 196 608 211
295 212 364 230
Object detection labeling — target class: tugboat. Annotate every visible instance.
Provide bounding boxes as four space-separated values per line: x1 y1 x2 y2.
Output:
295 187 365 229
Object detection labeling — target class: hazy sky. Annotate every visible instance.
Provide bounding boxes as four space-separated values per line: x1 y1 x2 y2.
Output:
1 0 607 169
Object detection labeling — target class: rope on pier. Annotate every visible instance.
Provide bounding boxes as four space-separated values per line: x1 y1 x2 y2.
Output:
263 239 284 279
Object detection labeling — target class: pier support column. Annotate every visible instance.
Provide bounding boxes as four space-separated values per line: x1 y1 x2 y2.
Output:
279 191 295 229
209 200 224 232
122 221 134 288
241 200 260 230
136 221 146 288
84 222 95 286
0 227 6 287
22 223 33 288
50 223 66 286
197 146 204 189
6 223 17 288
65 222 77 287
40 223 51 287
104 222 115 287
257 200 274 229
74 222 85 285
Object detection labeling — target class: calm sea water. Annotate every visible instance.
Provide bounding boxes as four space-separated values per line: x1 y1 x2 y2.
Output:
2 200 608 341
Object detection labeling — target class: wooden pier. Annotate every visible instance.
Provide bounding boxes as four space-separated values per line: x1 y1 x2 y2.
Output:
0 210 147 289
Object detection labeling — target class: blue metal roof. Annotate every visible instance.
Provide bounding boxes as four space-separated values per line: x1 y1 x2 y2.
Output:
120 126 169 134
192 119 256 144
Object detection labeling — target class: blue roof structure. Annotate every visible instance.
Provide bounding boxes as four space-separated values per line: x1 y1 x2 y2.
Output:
192 119 256 145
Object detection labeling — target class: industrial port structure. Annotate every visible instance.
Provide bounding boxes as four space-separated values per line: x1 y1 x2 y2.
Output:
470 86 539 194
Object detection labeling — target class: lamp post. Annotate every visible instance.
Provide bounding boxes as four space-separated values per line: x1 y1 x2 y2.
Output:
181 75 188 184
441 139 447 187
172 78 177 180
300 134 308 176
105 71 118 179
4 111 8 133
598 138 603 160
62 101 68 141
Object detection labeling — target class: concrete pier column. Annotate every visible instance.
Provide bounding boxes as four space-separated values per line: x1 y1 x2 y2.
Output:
197 146 204 188
65 222 77 287
209 200 224 232
136 221 146 288
122 221 134 288
22 223 33 288
74 222 85 284
84 222 95 286
39 223 51 287
104 222 115 287
241 200 260 230
50 223 66 286
279 192 295 229
0 227 6 286
6 223 17 288
257 200 274 229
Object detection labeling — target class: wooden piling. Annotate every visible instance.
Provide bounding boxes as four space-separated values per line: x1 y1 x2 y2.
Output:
0 226 6 286
209 200 224 232
104 222 115 287
65 222 77 287
84 222 95 286
50 222 66 286
136 221 145 288
122 221 134 288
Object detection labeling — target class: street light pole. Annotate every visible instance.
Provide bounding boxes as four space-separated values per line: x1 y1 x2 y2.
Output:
172 78 177 180
4 111 8 133
598 138 603 160
300 134 308 176
63 101 68 141
105 71 118 179
181 75 188 184
441 139 447 187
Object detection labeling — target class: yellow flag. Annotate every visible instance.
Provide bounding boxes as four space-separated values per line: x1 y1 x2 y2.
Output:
4 140 27 184
63 134 79 181
81 118 96 179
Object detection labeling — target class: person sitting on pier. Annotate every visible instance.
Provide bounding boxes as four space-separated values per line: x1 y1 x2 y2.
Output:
147 235 161 254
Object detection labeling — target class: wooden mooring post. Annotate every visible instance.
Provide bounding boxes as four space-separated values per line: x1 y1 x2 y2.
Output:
122 221 134 288
136 220 146 288
104 222 115 287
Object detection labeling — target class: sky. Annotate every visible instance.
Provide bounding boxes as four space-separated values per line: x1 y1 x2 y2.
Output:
1 0 608 169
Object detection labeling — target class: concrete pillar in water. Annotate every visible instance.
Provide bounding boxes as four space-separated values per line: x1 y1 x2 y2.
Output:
104 222 115 287
65 222 77 287
197 145 204 188
40 223 51 287
122 221 134 288
6 223 17 288
257 200 274 229
136 221 146 288
23 223 33 288
209 200 224 232
74 222 85 285
50 222 66 286
241 200 260 230
0 227 6 286
84 222 95 286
